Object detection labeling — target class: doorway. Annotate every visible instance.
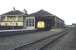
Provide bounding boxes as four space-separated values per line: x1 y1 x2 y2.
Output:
26 17 35 30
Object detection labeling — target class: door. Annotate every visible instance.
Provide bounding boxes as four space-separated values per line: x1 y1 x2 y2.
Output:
37 21 45 29
26 17 35 30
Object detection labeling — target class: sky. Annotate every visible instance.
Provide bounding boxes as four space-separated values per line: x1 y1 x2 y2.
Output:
0 0 76 25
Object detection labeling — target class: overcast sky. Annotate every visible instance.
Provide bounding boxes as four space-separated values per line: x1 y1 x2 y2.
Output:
0 0 76 25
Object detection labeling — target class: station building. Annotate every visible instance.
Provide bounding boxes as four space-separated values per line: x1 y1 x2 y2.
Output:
0 8 64 30
29 10 64 29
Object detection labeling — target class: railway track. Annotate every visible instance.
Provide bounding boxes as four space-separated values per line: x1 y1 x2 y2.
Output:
11 28 70 50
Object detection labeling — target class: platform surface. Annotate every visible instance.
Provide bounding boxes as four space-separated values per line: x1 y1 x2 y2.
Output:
0 28 63 50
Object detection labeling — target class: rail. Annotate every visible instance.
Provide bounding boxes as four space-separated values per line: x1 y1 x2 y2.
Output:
11 28 70 50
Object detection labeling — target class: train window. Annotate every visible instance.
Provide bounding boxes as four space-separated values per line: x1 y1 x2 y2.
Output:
37 21 45 28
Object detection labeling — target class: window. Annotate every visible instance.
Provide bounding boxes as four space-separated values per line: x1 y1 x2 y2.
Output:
7 16 23 22
7 16 16 21
16 22 23 26
26 18 35 26
18 16 23 21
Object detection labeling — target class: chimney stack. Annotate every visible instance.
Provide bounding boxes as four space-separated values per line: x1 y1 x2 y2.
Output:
24 9 27 15
13 7 16 11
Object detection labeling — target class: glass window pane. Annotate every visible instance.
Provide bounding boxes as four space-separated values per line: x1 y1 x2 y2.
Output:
26 18 35 26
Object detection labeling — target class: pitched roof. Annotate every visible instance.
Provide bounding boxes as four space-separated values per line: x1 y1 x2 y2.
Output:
2 10 24 15
29 9 55 17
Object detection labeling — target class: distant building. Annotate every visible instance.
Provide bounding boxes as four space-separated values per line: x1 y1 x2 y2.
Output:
72 23 76 27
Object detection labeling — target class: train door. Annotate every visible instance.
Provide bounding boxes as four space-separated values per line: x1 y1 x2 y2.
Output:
26 17 35 30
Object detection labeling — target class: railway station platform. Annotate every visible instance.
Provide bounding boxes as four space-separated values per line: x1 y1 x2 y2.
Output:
0 28 64 50
0 29 37 36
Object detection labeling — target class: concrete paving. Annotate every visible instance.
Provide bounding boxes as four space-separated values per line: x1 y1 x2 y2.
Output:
43 28 76 50
0 28 63 50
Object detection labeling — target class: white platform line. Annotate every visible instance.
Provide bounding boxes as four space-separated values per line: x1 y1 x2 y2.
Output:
0 29 37 32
